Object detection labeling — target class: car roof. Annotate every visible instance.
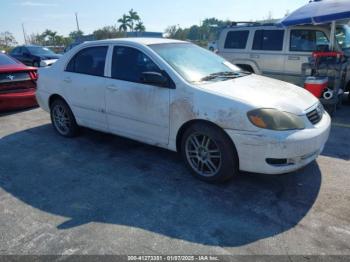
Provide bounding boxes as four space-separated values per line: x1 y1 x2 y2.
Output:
81 38 187 46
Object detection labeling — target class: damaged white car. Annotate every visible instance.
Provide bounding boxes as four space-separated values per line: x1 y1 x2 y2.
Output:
36 38 331 182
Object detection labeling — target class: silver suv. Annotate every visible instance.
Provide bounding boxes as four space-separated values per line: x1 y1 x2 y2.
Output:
217 24 347 87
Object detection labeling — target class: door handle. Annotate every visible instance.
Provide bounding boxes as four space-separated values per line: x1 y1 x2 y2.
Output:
250 54 260 59
63 77 72 84
106 85 118 92
288 55 301 61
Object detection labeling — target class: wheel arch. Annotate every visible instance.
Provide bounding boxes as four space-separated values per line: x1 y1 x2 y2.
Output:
176 119 238 155
48 94 68 108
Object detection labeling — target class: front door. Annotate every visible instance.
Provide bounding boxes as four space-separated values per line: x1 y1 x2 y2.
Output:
105 45 170 146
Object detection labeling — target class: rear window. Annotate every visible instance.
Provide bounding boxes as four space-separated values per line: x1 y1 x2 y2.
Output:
0 54 19 65
224 31 249 49
66 46 108 77
253 30 285 51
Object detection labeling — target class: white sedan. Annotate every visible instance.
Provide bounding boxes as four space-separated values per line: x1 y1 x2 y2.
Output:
36 38 331 182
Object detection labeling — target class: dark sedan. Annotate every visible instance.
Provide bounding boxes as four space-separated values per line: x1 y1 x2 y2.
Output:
9 45 61 67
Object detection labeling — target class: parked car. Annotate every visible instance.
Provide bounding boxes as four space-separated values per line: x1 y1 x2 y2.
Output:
36 38 331 182
217 23 350 93
0 53 38 112
9 45 61 67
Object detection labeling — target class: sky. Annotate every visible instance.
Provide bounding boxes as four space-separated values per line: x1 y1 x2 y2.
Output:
1 0 309 44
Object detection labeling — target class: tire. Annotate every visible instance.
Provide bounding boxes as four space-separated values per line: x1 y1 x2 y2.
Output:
180 122 239 183
50 99 79 137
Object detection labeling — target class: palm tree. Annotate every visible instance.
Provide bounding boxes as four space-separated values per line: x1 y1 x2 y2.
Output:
118 14 131 32
135 21 146 32
42 29 57 45
127 9 140 31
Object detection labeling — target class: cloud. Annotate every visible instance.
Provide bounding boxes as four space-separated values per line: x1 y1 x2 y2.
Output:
18 1 58 7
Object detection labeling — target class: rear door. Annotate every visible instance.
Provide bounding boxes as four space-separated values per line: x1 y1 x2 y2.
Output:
61 45 109 131
285 28 330 85
250 29 286 81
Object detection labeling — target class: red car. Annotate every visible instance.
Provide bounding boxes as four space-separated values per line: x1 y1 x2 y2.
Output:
0 53 38 112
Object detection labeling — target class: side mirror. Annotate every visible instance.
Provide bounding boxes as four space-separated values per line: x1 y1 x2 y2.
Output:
141 72 168 87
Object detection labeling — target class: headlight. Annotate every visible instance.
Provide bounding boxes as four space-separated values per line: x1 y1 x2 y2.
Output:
247 109 305 131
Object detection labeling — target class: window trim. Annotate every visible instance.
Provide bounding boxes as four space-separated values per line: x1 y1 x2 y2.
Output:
109 44 175 89
224 30 250 50
64 45 109 77
289 29 330 53
252 29 285 52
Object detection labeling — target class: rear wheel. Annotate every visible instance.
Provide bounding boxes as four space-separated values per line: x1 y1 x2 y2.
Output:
181 122 239 183
50 99 79 137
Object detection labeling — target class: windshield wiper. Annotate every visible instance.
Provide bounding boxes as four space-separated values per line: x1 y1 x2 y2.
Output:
200 71 242 82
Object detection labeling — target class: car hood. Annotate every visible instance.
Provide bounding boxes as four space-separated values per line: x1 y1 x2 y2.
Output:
198 74 318 115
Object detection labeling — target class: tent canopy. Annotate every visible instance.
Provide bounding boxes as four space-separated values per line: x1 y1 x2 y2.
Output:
280 0 350 27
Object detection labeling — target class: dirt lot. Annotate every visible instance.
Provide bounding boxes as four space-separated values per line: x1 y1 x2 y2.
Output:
0 102 350 256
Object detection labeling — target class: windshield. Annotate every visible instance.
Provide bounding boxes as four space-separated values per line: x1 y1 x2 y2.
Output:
336 25 350 49
27 46 56 56
149 43 242 83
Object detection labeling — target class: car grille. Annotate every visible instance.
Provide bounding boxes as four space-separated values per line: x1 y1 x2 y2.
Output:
306 105 323 125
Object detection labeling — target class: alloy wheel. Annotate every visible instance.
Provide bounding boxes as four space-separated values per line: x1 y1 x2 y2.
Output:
185 133 222 177
52 104 71 136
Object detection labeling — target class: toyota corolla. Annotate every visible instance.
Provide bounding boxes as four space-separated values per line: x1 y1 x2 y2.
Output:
36 38 331 182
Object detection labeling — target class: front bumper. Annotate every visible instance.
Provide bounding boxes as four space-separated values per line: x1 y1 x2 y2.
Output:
225 112 331 174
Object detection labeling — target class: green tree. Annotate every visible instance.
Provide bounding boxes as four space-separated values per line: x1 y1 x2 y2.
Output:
69 30 84 41
134 21 146 32
118 14 131 32
41 29 58 45
188 25 200 40
127 9 140 31
93 26 124 40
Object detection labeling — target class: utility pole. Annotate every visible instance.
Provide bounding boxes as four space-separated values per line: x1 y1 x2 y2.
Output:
22 23 27 44
75 12 80 32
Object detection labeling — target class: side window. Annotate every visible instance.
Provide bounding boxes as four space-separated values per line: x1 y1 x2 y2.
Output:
224 31 249 49
290 30 329 52
253 30 285 51
66 46 108 77
111 46 161 83
11 47 21 55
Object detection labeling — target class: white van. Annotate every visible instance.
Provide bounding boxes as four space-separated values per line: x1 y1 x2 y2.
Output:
217 23 349 91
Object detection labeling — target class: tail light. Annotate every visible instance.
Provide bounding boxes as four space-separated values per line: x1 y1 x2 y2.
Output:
28 70 38 81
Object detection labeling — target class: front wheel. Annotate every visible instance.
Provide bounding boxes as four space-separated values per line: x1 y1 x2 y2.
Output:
181 123 239 183
50 99 79 137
